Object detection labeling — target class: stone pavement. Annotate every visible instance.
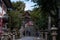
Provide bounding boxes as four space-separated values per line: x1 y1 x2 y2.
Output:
16 36 45 40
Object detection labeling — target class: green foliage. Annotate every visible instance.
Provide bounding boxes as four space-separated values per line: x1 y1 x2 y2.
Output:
31 0 58 28
7 1 25 29
12 1 25 11
32 0 58 15
31 8 48 29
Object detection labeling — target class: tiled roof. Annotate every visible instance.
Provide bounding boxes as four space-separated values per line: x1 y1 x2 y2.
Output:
3 0 12 8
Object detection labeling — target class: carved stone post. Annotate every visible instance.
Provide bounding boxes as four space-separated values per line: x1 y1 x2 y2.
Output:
40 29 44 38
13 29 16 40
45 29 48 40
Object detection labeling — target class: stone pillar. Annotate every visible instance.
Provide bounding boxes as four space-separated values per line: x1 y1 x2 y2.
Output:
12 29 16 40
51 25 58 40
20 26 24 37
40 30 43 38
20 32 23 37
40 29 43 38
13 35 15 40
45 30 48 40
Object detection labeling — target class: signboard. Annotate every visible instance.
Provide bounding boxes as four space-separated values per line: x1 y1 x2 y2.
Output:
25 21 33 27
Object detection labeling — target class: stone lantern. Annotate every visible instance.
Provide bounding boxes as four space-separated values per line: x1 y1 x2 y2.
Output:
3 14 9 23
3 14 9 32
51 25 58 40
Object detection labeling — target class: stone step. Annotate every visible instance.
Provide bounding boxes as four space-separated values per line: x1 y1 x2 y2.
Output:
16 36 45 40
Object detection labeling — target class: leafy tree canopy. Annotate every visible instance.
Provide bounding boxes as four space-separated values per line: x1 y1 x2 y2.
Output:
7 1 25 29
31 8 48 29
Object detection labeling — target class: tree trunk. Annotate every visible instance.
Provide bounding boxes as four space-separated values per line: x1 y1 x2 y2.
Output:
48 15 51 30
